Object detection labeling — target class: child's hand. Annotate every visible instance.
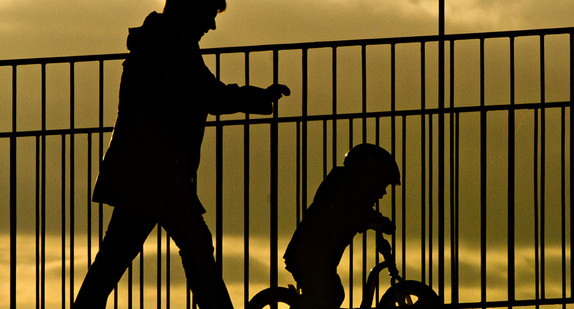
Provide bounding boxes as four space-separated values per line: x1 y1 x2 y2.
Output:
381 216 395 235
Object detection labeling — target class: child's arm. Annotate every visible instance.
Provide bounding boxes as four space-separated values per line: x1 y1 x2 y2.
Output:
364 209 395 235
376 233 400 278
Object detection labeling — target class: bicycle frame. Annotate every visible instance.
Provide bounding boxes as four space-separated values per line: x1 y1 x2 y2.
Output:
359 238 404 309
360 258 402 309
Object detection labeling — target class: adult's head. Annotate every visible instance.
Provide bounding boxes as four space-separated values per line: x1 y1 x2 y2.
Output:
163 0 227 41
344 143 400 202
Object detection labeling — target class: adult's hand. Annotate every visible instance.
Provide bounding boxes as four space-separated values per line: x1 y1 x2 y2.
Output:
266 84 291 101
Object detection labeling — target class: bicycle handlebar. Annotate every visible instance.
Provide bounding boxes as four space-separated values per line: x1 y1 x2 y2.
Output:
376 237 401 281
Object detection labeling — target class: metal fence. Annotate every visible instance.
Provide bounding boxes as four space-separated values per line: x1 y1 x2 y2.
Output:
1 27 573 309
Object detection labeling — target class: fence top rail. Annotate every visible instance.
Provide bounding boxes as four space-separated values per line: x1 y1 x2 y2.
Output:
1 100 570 138
2 26 574 67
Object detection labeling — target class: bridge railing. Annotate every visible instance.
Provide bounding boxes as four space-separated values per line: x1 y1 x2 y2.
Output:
2 27 573 309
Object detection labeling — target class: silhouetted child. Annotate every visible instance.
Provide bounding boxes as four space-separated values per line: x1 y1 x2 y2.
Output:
283 143 400 309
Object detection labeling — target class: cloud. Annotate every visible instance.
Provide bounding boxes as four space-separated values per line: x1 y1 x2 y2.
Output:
445 0 574 33
205 0 438 47
3 233 571 309
0 0 163 58
3 0 574 59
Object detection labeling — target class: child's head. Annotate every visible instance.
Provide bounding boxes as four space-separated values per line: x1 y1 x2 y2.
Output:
343 144 400 202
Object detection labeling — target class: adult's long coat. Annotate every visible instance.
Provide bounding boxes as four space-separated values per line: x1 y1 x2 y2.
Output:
93 12 273 217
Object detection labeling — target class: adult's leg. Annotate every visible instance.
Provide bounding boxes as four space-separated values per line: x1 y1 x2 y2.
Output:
161 207 233 309
73 207 156 309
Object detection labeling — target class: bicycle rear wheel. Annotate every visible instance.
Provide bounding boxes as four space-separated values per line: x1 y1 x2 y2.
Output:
248 286 299 309
377 280 441 309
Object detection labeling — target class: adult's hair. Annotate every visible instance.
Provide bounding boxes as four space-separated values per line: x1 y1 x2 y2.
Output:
163 0 227 15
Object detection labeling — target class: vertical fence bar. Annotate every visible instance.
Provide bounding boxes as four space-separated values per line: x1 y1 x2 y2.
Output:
362 44 368 144
539 35 547 300
533 36 542 308
361 46 368 141
455 111 461 306
534 106 540 308
438 0 446 298
362 43 368 285
301 48 308 219
327 46 335 185
296 120 301 223
361 45 367 142
295 115 300 225
571 32 574 302
41 62 47 309
112 147 118 304
323 121 328 178
98 60 104 245
420 42 427 284
375 116 381 298
560 63 567 309
333 42 345 294
69 61 76 307
35 136 40 309
270 49 279 290
87 132 92 269
479 38 487 309
209 52 225 309
10 64 17 309
157 227 162 309
332 46 337 168
428 111 433 288
390 42 396 261
61 133 66 309
99 60 106 304
508 36 516 308
449 39 459 305
215 53 223 270
243 51 250 308
348 119 354 309
166 232 170 309
401 116 407 278
35 71 41 309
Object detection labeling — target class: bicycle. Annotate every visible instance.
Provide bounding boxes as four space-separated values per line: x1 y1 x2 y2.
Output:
248 238 441 309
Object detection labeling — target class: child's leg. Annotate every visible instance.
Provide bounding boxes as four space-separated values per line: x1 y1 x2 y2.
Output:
293 269 345 309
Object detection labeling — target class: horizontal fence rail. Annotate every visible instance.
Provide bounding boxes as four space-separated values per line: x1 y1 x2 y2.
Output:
2 27 573 309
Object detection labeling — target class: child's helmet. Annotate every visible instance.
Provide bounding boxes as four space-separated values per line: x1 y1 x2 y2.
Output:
343 143 401 185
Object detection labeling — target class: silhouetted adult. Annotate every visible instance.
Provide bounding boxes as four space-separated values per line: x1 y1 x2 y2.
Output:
72 0 289 308
283 144 399 309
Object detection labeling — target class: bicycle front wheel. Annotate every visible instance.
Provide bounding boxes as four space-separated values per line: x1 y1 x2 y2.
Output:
377 280 441 309
248 286 299 309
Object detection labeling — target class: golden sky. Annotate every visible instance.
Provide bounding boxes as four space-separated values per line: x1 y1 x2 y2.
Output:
1 1 574 309
2 0 574 59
